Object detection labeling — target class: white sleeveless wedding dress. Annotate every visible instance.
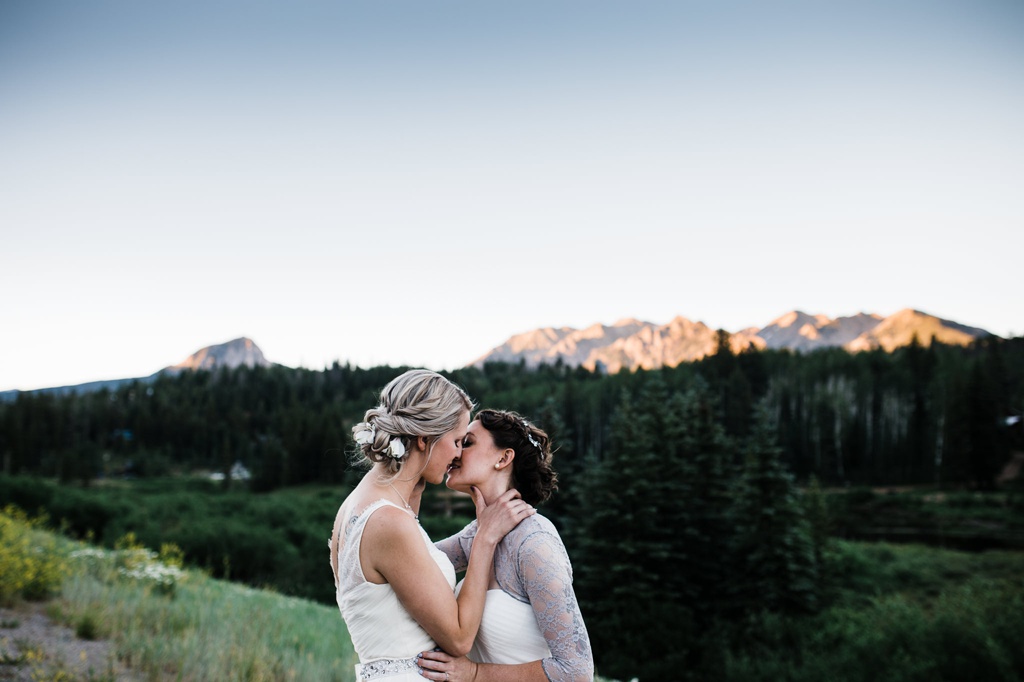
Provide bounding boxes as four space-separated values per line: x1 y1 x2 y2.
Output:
333 499 456 682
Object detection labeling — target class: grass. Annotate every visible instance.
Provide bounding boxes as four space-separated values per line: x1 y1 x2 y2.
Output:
823 540 1023 601
715 540 1024 682
0 638 40 666
2 506 358 681
57 548 359 681
824 486 1024 553
721 577 1024 682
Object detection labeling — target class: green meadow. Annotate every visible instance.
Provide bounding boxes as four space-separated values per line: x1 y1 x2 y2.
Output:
3 502 1024 682
1 505 357 681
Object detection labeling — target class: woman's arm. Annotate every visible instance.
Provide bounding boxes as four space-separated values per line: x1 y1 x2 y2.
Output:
433 521 474 572
419 654 545 682
516 530 594 682
367 488 533 657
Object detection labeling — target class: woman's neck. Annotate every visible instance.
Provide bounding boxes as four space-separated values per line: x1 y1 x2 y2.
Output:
373 469 424 513
475 478 512 507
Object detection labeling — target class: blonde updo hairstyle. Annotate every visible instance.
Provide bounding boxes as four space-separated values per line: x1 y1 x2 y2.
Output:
353 369 473 479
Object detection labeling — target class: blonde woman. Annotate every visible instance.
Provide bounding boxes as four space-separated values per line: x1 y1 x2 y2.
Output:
419 409 594 682
329 371 535 682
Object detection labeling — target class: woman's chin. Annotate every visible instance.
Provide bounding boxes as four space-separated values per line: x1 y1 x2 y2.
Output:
445 476 472 494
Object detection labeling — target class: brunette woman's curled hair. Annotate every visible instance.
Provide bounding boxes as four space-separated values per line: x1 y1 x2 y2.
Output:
475 408 558 506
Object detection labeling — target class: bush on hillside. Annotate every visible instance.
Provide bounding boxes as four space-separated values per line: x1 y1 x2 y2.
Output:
0 505 67 603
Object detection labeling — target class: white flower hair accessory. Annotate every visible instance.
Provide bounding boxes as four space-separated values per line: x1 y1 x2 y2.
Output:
353 422 376 445
353 421 407 460
387 437 406 460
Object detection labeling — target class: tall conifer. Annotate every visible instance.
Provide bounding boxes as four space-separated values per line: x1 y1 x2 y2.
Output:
572 378 697 679
732 403 820 614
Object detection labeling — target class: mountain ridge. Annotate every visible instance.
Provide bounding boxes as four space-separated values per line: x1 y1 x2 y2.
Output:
472 308 994 372
0 310 998 399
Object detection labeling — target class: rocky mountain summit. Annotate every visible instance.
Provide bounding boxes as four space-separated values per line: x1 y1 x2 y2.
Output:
755 311 884 351
1 338 272 401
472 309 993 373
163 337 271 374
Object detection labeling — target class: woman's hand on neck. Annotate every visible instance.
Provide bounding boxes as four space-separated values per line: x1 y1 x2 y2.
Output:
473 480 512 508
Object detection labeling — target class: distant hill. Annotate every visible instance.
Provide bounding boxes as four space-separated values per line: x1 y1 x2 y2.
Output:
844 309 991 352
163 337 271 375
0 337 272 402
472 309 994 373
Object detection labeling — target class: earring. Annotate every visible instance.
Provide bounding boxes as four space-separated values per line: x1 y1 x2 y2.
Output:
494 463 500 469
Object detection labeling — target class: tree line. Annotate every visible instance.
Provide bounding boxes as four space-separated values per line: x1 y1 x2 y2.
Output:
4 333 1019 490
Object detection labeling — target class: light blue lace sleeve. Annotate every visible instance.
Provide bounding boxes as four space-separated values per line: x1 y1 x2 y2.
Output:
515 527 595 682
437 516 594 681
433 521 475 573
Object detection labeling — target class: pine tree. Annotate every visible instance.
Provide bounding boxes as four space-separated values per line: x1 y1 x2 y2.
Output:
672 380 738 622
572 377 742 679
534 396 574 529
903 334 936 482
802 474 830 575
732 403 819 615
571 378 698 680
965 357 1008 489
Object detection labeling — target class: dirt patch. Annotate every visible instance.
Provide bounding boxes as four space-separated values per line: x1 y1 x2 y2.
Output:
0 602 139 681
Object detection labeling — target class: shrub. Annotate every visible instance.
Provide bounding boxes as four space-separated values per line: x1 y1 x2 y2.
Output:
0 505 67 604
0 475 55 514
113 532 185 597
75 610 100 640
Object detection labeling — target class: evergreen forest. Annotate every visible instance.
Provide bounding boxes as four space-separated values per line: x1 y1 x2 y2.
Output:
1 333 1023 680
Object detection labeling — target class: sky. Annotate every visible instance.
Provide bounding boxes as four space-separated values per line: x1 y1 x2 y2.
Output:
1 0 1022 392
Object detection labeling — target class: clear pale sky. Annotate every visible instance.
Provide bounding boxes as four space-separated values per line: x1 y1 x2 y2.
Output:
2 0 1022 392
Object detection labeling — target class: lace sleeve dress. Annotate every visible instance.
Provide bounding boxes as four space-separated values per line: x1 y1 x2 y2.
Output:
436 514 594 682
